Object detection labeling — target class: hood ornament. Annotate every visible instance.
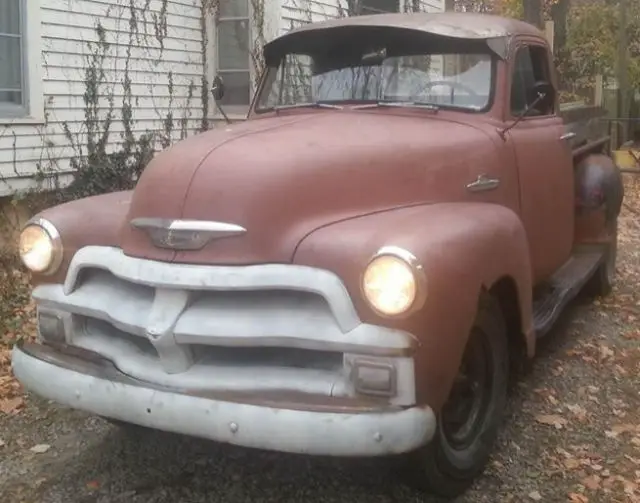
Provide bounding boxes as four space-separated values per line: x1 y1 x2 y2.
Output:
131 218 246 251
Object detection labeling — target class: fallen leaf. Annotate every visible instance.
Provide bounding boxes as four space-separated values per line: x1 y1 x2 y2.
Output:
599 345 615 360
528 490 542 501
606 424 639 439
568 493 589 503
86 480 100 490
0 438 5 448
0 396 24 415
567 404 589 421
29 444 50 454
535 414 568 429
582 474 602 491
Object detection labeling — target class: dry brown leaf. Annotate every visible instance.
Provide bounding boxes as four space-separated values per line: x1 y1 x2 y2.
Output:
528 490 542 501
0 396 24 415
582 475 602 491
606 424 639 439
535 414 568 429
567 404 589 421
565 458 582 470
568 493 589 503
599 345 615 360
29 444 50 454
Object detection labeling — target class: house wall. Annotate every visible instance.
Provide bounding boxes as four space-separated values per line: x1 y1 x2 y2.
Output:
0 0 206 197
281 0 446 32
0 0 447 201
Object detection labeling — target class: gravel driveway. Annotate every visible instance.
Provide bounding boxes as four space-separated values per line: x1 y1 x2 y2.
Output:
2 191 640 503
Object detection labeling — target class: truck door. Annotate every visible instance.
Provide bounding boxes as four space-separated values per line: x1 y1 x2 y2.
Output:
507 43 575 284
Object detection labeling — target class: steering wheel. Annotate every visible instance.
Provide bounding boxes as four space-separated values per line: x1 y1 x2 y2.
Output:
418 80 480 102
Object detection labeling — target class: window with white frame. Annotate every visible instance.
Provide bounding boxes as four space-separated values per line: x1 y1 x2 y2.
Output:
216 0 252 111
213 0 403 115
0 0 27 117
359 0 400 14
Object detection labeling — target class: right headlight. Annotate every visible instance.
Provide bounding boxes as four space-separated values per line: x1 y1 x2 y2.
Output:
18 219 63 275
361 246 426 317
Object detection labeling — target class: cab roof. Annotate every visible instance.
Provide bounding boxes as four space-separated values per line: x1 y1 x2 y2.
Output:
263 12 544 62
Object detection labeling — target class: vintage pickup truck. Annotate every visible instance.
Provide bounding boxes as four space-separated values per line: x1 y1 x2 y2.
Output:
12 12 623 497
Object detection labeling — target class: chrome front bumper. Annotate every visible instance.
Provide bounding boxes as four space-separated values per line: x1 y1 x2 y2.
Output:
12 343 436 456
14 245 434 455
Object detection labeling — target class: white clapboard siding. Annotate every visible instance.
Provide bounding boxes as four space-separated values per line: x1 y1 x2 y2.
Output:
0 0 206 196
1 0 448 196
281 0 446 33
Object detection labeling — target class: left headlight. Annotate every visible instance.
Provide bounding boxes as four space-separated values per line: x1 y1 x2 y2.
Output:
361 246 426 317
18 219 63 275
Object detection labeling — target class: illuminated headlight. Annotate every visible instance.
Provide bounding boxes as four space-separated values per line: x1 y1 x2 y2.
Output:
361 246 426 317
18 219 63 275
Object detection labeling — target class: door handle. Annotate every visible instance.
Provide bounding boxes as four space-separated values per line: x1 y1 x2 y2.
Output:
560 132 577 141
466 174 500 193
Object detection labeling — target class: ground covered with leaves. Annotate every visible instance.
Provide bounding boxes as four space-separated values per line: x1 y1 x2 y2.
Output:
0 262 35 416
0 180 639 503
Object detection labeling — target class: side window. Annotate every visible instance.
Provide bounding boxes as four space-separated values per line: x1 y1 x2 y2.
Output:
510 45 555 117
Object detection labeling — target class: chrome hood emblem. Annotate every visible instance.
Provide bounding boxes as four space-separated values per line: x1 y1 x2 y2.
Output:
131 218 247 251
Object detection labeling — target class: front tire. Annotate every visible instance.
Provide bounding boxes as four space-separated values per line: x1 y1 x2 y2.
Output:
404 294 509 498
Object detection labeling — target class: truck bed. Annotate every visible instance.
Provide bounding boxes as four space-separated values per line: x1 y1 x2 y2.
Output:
559 102 610 155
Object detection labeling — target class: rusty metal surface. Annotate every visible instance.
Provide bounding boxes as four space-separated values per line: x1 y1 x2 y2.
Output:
263 12 543 62
21 13 619 415
265 12 542 45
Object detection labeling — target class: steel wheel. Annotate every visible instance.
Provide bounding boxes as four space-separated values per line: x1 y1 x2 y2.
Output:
403 293 509 498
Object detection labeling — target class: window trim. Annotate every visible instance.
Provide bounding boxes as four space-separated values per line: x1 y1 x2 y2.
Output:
0 0 44 125
208 0 282 121
214 1 252 117
207 0 409 121
507 41 557 121
357 0 402 15
252 50 498 116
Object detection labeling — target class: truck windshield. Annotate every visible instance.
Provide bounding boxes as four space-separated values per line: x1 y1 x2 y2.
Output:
256 44 494 113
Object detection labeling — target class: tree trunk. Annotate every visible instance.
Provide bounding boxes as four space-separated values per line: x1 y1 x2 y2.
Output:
550 0 569 52
523 0 543 28
617 0 630 145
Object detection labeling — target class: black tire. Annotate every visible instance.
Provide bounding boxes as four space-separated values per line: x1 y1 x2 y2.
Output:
585 219 618 298
403 293 509 498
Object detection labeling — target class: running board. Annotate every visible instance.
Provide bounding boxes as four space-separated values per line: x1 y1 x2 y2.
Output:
533 251 604 338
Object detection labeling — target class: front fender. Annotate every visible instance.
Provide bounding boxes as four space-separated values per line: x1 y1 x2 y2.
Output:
293 202 533 410
27 191 133 286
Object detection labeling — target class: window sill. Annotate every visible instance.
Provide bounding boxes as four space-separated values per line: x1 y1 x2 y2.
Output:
0 116 46 126
209 113 249 122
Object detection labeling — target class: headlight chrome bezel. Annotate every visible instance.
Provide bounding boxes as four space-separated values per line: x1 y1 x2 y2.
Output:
19 218 64 275
360 245 427 318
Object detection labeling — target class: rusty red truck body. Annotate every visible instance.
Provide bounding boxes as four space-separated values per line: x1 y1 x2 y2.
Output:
12 12 622 497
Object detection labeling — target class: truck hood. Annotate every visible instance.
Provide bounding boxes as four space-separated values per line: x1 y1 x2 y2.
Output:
121 111 499 264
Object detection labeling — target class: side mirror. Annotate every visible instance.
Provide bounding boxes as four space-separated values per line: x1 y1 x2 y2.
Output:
528 80 555 111
211 75 225 102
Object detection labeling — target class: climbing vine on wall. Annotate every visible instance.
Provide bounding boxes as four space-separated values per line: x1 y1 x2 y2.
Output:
0 0 273 227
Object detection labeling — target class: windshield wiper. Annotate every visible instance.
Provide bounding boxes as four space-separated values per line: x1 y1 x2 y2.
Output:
270 102 343 111
352 101 440 112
